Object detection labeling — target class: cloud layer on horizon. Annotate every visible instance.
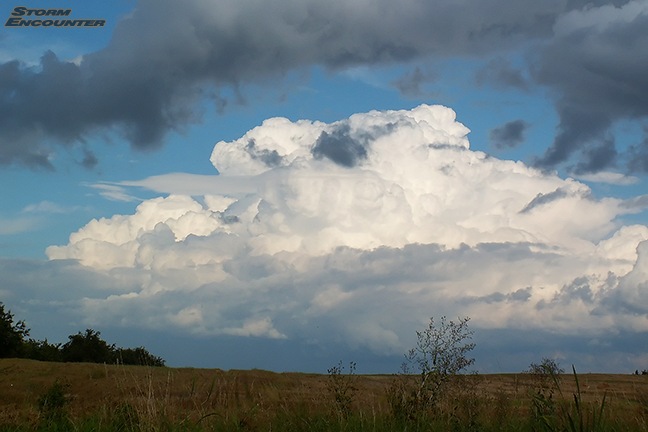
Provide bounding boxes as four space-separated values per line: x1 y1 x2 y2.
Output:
41 105 648 369
1 0 648 173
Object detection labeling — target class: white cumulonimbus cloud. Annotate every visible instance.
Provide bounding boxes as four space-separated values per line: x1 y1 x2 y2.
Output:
47 105 648 359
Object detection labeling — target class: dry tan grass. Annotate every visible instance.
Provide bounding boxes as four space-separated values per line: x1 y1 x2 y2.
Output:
1 358 646 428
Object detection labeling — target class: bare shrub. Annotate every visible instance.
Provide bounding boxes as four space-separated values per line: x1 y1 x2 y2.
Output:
389 316 475 421
326 360 357 419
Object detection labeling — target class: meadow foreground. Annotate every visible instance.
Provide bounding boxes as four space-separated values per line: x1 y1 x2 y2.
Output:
1 358 647 431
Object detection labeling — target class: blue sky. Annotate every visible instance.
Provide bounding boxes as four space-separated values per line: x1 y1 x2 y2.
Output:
1 0 648 373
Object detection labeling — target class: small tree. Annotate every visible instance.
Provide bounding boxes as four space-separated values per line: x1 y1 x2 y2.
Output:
61 329 116 363
0 302 30 358
389 316 475 420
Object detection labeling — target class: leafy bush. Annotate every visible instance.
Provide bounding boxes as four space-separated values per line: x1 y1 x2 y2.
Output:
37 380 71 428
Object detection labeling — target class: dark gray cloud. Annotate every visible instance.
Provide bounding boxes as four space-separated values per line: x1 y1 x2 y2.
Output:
392 67 438 97
489 119 529 149
81 149 99 170
476 57 529 90
245 140 284 167
519 187 569 214
553 276 594 304
461 286 532 304
533 4 648 172
2 0 643 173
572 137 617 175
310 121 400 167
312 125 368 167
0 0 568 170
620 194 648 211
475 327 644 373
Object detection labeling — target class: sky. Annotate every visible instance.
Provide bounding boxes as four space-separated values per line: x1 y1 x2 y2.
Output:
1 0 647 373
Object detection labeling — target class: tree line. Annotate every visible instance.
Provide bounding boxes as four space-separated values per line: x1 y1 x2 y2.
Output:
0 302 165 367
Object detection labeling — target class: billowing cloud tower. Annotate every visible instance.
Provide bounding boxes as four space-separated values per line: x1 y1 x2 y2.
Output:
47 105 648 363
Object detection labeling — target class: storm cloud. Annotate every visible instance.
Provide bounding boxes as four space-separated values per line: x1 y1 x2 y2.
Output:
0 0 620 170
490 119 530 149
533 0 648 172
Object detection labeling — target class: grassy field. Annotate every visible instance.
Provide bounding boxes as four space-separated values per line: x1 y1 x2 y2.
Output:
1 358 647 431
